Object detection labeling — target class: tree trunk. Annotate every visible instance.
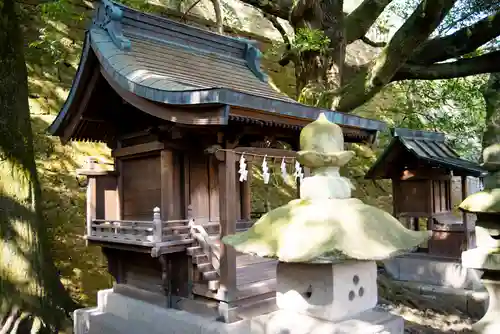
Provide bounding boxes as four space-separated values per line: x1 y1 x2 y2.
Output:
0 0 76 332
292 0 345 108
482 73 500 150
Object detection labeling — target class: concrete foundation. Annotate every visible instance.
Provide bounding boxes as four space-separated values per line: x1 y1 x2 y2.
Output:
75 289 404 334
383 254 488 318
383 254 483 290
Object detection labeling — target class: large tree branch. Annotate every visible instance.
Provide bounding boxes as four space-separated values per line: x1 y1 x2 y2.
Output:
265 13 290 46
181 0 223 33
409 10 500 64
211 0 224 34
361 35 386 47
344 0 394 44
334 0 457 112
392 51 500 81
264 13 296 66
238 0 292 20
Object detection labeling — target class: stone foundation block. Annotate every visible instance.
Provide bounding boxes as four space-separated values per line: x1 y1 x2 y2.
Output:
251 309 404 334
74 289 403 334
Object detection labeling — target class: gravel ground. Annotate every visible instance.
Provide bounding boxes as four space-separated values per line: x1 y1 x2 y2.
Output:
378 303 475 333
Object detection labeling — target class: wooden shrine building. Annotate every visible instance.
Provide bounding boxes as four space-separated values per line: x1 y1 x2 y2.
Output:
50 0 386 323
365 128 486 259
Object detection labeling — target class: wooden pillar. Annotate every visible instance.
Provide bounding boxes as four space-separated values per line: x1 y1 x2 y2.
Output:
161 149 175 220
85 156 98 237
183 153 191 219
218 149 237 301
461 175 470 250
391 179 399 218
86 177 97 237
115 141 124 220
241 162 252 221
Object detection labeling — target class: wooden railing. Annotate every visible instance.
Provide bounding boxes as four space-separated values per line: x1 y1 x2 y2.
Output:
87 207 194 256
189 220 220 273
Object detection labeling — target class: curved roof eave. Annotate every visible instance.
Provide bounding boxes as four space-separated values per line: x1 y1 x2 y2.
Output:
90 27 385 132
50 26 387 138
49 32 94 136
365 135 487 179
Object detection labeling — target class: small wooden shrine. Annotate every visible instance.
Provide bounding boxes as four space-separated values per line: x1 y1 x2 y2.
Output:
365 128 486 259
50 0 386 324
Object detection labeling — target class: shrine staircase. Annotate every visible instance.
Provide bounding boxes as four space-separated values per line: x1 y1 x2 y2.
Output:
187 220 255 292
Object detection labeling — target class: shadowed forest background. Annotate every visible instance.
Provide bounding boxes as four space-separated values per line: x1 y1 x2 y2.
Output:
2 0 499 332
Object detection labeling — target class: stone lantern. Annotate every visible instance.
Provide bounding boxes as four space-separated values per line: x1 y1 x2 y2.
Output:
460 143 500 333
223 113 431 333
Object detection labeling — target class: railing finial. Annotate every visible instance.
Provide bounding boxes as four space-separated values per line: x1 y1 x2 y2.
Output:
153 207 162 243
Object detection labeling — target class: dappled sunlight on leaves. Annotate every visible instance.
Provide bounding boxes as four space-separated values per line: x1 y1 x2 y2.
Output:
250 163 297 215
29 115 113 306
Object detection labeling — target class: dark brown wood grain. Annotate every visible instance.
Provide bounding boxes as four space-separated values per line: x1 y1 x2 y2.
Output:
218 148 237 299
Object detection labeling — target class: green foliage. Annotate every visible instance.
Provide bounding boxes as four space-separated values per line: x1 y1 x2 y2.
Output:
1 0 79 330
354 74 487 160
26 0 86 66
117 0 161 13
18 0 113 311
393 77 486 160
250 164 297 214
292 28 330 54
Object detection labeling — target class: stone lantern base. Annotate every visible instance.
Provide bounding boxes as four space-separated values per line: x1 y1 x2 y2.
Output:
74 260 404 334
462 249 500 334
75 289 403 334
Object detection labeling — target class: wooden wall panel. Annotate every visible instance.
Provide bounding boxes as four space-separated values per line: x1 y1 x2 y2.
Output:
95 175 119 220
122 155 161 220
160 150 183 220
208 155 220 222
397 180 430 214
172 153 183 220
235 168 242 221
187 152 242 223
189 154 211 221
432 180 452 213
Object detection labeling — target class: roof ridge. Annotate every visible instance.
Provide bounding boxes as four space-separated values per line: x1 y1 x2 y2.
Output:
93 0 268 82
392 127 445 142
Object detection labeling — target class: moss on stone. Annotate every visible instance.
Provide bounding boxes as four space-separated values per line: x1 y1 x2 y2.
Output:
460 189 500 214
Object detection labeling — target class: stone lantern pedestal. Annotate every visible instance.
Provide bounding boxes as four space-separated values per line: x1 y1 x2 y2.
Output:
460 144 500 333
254 261 404 334
276 261 378 321
461 213 500 333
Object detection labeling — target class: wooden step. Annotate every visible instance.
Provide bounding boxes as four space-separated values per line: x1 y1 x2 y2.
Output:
208 280 219 291
202 270 219 281
160 239 194 246
192 254 209 264
187 242 221 256
162 234 192 242
186 246 203 256
196 263 213 272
